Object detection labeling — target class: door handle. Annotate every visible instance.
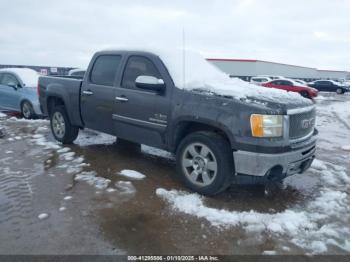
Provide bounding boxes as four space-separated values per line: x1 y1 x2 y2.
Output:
115 96 129 102
82 90 94 96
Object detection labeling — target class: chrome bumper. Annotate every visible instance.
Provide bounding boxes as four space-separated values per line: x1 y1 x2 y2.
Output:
233 144 316 177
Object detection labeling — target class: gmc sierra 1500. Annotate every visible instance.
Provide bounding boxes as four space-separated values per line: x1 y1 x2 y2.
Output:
38 49 317 195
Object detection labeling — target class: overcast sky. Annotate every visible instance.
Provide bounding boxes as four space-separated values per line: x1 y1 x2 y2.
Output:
0 0 349 70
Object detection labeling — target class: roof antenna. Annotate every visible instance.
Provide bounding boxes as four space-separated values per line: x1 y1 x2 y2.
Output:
182 27 186 89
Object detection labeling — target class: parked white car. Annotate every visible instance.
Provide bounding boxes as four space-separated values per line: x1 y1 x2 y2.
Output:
250 76 272 85
256 75 285 80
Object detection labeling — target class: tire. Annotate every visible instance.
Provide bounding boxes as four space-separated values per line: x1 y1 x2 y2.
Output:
176 131 234 196
50 105 79 144
336 88 344 94
21 101 36 119
299 91 310 99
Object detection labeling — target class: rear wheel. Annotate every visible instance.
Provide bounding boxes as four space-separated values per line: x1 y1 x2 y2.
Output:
336 88 344 94
50 105 79 144
176 131 234 196
21 101 36 119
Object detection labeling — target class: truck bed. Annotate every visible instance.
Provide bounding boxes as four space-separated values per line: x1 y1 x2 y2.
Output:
38 76 83 126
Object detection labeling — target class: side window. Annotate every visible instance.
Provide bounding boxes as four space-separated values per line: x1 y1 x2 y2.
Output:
122 56 161 90
283 80 292 86
271 80 281 85
90 55 121 86
1 73 20 86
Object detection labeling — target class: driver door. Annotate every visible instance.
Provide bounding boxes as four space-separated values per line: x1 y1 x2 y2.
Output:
113 55 171 148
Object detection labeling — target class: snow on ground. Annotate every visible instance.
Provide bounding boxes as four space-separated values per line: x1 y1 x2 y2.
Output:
142 145 174 159
118 170 146 180
115 181 136 195
0 112 6 118
316 101 350 150
324 101 350 127
341 146 350 151
38 213 49 220
156 158 350 254
75 171 111 190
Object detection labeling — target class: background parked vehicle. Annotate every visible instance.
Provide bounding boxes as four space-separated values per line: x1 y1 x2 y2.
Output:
0 68 41 119
308 80 349 94
262 79 318 99
38 49 316 196
294 79 308 85
68 68 86 78
256 75 285 80
250 76 272 85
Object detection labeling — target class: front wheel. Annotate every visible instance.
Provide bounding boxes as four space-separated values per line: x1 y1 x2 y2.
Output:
50 106 79 144
176 131 234 196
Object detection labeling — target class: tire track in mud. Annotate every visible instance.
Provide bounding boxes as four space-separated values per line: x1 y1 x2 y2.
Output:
0 166 36 239
0 120 47 241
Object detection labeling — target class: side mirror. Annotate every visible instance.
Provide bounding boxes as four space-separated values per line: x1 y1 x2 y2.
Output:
135 76 165 92
7 82 19 90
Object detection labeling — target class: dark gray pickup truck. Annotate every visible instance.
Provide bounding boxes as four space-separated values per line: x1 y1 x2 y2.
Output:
38 49 317 195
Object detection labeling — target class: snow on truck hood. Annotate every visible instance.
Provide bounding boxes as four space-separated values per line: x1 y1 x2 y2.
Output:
0 68 39 87
158 49 310 104
104 47 309 104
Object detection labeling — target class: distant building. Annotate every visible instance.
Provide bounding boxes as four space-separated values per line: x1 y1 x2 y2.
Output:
0 64 75 76
207 58 350 82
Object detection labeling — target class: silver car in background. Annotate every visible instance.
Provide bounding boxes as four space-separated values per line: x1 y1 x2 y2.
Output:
68 68 85 78
0 68 41 119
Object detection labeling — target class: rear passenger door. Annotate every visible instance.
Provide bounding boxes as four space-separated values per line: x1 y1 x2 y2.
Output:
113 55 171 148
81 55 122 133
315 81 326 91
325 81 336 92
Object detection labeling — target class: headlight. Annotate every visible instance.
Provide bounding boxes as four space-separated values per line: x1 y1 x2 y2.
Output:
250 114 283 137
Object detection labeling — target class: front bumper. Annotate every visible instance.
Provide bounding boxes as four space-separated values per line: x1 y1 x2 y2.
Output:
233 142 316 178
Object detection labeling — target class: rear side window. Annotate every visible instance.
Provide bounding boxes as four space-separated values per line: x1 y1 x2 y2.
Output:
90 55 121 86
271 80 281 85
122 56 161 90
281 80 292 86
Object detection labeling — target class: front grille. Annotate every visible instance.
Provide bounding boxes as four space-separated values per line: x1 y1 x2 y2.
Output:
289 109 316 140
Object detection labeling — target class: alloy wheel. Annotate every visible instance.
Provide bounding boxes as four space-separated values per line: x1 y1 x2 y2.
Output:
181 143 218 187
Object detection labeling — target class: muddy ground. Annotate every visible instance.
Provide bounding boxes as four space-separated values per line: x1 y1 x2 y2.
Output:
0 93 349 255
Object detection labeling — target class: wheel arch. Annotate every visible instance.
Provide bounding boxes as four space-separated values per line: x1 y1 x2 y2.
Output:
46 96 65 117
170 119 234 153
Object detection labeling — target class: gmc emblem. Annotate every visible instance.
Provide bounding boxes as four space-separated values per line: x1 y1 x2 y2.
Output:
301 118 315 129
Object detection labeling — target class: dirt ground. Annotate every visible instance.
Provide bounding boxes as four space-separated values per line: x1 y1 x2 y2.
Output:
0 93 349 255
